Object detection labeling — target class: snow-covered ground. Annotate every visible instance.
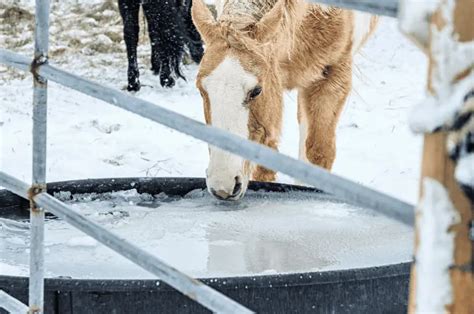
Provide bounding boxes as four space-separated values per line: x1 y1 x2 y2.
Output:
1 1 427 205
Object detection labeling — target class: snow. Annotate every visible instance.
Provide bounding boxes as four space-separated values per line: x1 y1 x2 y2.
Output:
398 0 440 49
1 1 425 279
416 178 459 313
66 236 98 247
455 155 474 187
0 189 413 279
409 0 474 134
0 261 29 277
409 73 474 133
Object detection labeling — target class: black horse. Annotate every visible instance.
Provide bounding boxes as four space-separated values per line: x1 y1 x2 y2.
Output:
118 0 203 91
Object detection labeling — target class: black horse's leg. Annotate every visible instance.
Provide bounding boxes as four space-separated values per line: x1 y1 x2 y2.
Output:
143 0 185 88
150 21 160 75
150 42 160 76
118 0 141 92
182 0 203 63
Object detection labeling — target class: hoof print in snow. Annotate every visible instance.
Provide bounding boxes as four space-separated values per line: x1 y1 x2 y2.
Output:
91 120 121 134
103 159 122 167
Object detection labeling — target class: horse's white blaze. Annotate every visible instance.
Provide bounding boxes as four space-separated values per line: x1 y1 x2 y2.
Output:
351 11 373 54
203 57 258 196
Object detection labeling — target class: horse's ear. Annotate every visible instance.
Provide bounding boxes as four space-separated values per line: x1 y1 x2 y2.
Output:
192 0 218 43
251 0 287 42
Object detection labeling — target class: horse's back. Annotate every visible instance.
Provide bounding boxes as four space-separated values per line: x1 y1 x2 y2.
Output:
281 4 376 89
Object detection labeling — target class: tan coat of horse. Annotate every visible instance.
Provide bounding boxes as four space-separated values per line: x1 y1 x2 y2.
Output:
192 0 377 200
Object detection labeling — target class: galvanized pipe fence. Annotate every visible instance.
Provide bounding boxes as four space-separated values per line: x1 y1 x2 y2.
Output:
29 0 50 312
0 0 407 313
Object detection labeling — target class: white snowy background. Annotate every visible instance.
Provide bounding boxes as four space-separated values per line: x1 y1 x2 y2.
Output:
0 0 427 205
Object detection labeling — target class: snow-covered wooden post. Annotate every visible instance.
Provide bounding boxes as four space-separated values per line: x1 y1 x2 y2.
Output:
399 0 473 312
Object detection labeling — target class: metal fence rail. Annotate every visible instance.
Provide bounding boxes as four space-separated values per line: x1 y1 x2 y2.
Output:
308 0 398 16
0 290 29 313
0 0 407 312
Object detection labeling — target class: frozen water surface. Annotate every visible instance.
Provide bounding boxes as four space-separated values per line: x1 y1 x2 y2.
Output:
0 189 413 279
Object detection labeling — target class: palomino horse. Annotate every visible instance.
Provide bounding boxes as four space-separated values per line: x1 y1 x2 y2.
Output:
192 0 377 200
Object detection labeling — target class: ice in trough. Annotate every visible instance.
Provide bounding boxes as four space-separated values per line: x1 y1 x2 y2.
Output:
0 189 413 279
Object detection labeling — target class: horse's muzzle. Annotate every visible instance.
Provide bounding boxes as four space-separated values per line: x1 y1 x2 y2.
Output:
209 176 243 201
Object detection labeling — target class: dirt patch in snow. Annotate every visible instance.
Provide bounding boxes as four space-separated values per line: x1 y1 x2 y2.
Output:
0 4 33 25
0 0 130 80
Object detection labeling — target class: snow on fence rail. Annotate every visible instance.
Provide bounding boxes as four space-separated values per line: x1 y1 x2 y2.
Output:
0 0 407 313
308 0 398 16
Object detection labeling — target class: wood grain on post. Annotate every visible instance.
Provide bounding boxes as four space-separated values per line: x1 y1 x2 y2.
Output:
408 0 474 313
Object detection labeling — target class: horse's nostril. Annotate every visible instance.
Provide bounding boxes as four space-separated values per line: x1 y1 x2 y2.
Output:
232 176 243 196
232 183 242 196
210 188 229 200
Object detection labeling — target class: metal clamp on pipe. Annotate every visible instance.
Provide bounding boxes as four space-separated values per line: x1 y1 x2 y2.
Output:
27 184 46 212
31 55 48 86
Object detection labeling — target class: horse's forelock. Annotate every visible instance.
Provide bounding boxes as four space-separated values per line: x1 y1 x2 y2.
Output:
218 0 279 27
215 24 270 69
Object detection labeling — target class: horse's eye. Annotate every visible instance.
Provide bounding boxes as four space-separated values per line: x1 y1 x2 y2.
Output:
248 86 262 100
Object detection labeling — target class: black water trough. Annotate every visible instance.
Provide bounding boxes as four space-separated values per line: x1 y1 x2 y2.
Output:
0 178 411 313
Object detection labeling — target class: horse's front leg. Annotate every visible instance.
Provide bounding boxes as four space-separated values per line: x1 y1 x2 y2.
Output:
118 0 141 92
298 60 352 170
253 137 279 182
250 117 282 183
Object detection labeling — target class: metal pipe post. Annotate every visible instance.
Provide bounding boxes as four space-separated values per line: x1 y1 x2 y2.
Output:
0 290 29 313
0 172 254 314
29 0 51 312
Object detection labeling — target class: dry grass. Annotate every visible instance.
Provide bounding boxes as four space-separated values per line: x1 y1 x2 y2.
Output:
0 1 213 82
0 4 33 23
1 1 124 53
0 4 34 44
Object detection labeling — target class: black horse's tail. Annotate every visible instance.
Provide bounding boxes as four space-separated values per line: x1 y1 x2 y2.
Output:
177 0 204 64
142 0 185 86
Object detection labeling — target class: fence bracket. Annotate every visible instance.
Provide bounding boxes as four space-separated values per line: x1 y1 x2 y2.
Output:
28 184 46 213
31 55 48 86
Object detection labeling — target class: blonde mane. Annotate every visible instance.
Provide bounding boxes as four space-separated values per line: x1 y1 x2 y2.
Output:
216 0 279 29
214 0 305 58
